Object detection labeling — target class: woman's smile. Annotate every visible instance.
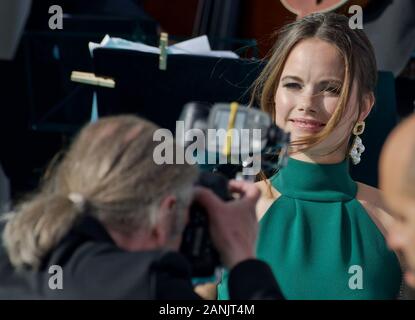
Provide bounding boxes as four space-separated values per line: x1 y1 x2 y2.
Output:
288 118 326 133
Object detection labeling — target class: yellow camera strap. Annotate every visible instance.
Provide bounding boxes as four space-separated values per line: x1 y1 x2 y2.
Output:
222 102 239 157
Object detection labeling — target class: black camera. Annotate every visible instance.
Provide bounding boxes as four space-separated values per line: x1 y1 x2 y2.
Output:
178 101 290 277
179 171 231 277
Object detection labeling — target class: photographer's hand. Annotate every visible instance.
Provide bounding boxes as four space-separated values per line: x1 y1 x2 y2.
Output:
194 180 260 269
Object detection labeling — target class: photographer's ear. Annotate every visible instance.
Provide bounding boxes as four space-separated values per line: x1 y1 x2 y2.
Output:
152 195 178 247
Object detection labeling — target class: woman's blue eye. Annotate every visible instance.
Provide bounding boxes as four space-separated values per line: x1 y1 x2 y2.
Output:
284 83 302 89
324 86 341 95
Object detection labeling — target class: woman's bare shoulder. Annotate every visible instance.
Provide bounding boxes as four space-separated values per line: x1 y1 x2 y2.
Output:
255 179 281 198
356 182 405 269
356 182 395 236
356 182 385 204
255 180 281 221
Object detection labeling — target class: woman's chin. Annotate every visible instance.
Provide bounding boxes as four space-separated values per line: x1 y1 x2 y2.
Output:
289 131 316 142
291 125 325 135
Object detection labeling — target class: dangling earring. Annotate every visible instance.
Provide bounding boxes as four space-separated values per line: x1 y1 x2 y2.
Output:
349 121 365 165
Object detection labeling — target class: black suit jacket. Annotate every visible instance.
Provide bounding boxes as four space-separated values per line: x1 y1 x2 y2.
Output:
0 215 283 300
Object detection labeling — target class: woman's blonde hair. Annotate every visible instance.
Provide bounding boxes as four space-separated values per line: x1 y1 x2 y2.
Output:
251 12 377 157
2 115 199 270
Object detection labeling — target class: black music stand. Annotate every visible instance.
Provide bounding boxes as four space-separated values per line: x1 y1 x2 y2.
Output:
92 47 265 132
25 15 157 133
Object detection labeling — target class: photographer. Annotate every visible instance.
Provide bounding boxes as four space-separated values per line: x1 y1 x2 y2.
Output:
380 114 415 297
0 115 282 299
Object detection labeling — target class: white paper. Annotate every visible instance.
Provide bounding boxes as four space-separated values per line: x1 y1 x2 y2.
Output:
170 35 211 53
89 34 239 59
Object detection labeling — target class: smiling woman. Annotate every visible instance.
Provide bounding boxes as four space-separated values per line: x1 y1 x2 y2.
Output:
217 12 403 300
274 37 366 164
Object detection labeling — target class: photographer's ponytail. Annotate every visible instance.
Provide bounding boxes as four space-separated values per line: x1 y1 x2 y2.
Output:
2 193 87 270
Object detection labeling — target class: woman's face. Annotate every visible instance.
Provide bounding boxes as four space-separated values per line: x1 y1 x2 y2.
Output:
274 37 359 156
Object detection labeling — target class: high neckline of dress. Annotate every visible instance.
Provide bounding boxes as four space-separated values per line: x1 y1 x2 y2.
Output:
270 157 357 202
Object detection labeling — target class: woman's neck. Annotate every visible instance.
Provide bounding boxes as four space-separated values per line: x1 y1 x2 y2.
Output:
290 148 347 164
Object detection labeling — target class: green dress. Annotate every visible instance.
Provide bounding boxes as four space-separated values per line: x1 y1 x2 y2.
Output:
217 157 402 299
